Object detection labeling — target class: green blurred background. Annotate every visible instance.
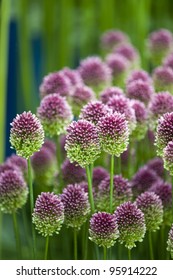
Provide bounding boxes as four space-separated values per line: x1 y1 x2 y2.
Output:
1 0 173 163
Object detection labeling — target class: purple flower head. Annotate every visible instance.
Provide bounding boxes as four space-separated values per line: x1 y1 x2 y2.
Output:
79 101 111 125
148 91 173 130
167 224 173 259
43 139 56 155
100 29 129 51
61 159 86 185
107 95 136 133
126 69 153 86
130 99 148 140
39 71 71 98
155 112 173 156
164 52 173 70
32 192 64 237
135 191 163 232
152 66 173 92
71 85 95 116
0 162 22 176
126 80 154 105
78 56 112 92
61 184 90 229
146 157 164 178
130 166 159 196
163 141 173 176
31 146 55 173
37 93 73 137
0 170 28 213
114 201 146 249
113 43 140 66
96 175 132 212
92 166 109 190
89 212 119 248
97 112 129 156
60 67 83 88
10 111 44 159
149 180 172 209
100 86 124 104
65 120 101 167
6 154 27 176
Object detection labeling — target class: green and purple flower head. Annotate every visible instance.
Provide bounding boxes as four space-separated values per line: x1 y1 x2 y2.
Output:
10 111 44 159
100 86 124 104
163 141 173 176
152 66 173 92
32 192 64 237
126 69 152 85
101 29 129 51
167 224 173 259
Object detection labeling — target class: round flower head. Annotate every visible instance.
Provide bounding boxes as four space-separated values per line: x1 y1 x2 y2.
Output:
130 166 159 197
61 184 90 229
130 99 148 140
164 52 173 70
135 191 163 232
113 43 140 67
79 101 111 125
60 67 83 88
37 93 73 137
100 86 124 104
167 224 173 259
0 162 22 176
71 85 95 116
106 53 130 86
114 201 146 249
65 120 101 167
163 141 173 176
146 157 164 178
43 139 56 155
97 112 129 156
155 112 173 156
107 95 136 133
10 111 44 159
152 66 173 92
148 91 173 131
147 29 173 65
32 192 64 237
96 175 132 212
61 159 86 185
92 166 109 191
0 170 28 213
39 71 71 98
126 69 153 86
6 154 27 176
126 80 154 105
78 56 112 93
100 29 129 51
89 212 119 248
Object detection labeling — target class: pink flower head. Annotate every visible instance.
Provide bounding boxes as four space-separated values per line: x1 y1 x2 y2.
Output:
152 66 173 92
100 86 124 104
100 29 129 51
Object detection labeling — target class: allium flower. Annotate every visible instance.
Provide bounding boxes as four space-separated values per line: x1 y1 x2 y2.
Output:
147 29 173 65
32 192 64 237
61 159 86 185
6 154 27 176
163 141 173 175
100 86 124 104
43 139 56 155
39 71 71 98
152 66 173 92
135 191 163 232
106 53 130 86
126 80 154 105
146 157 164 178
130 99 148 140
0 170 28 213
149 180 172 209
100 29 129 51
155 112 173 156
89 212 119 248
10 111 44 159
79 101 111 125
37 93 73 137
148 91 173 130
113 43 140 67
78 56 112 92
130 166 159 196
92 167 109 190
71 85 95 116
114 201 146 249
97 112 129 156
107 95 136 133
96 175 132 212
126 69 153 85
163 52 173 70
0 162 22 176
65 120 101 167
60 67 83 88
61 184 90 229
167 224 173 259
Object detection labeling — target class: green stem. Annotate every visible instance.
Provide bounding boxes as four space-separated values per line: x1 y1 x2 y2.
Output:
27 158 36 259
83 221 89 260
149 231 154 260
86 165 95 213
56 135 63 192
103 247 107 260
117 156 121 175
12 212 21 259
128 249 131 260
74 229 77 260
110 154 114 213
0 212 2 258
44 236 49 260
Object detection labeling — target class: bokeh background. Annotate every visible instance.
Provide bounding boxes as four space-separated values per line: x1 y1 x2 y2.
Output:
1 0 173 162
